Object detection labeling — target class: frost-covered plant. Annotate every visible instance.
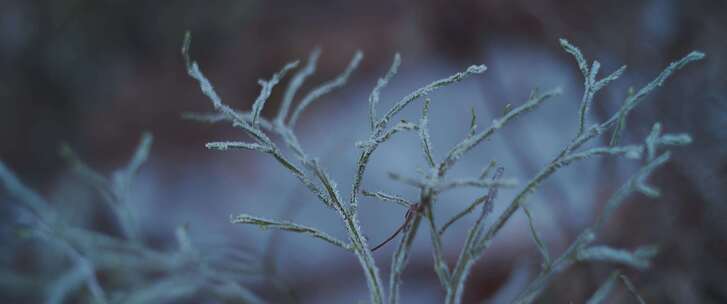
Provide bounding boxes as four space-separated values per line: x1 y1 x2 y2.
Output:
0 134 262 303
183 33 702 304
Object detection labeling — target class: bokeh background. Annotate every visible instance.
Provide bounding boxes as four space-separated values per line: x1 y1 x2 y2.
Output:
1 0 726 303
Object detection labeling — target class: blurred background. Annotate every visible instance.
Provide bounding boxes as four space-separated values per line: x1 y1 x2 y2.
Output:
1 0 725 303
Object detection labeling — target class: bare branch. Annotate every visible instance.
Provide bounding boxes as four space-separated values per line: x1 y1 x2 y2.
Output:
231 214 352 251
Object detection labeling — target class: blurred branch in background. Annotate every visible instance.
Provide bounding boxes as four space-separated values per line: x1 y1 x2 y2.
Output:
0 134 263 303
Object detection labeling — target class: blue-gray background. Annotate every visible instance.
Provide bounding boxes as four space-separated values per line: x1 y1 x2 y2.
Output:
1 0 725 303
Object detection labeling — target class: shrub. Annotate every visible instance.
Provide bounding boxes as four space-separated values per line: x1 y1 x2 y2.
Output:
0 135 263 303
181 31 702 304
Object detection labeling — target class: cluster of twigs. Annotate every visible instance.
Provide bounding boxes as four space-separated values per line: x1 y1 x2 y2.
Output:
183 33 702 304
0 134 262 303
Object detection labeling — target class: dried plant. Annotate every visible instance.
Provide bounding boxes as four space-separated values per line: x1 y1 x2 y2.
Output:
0 134 263 303
182 31 703 304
